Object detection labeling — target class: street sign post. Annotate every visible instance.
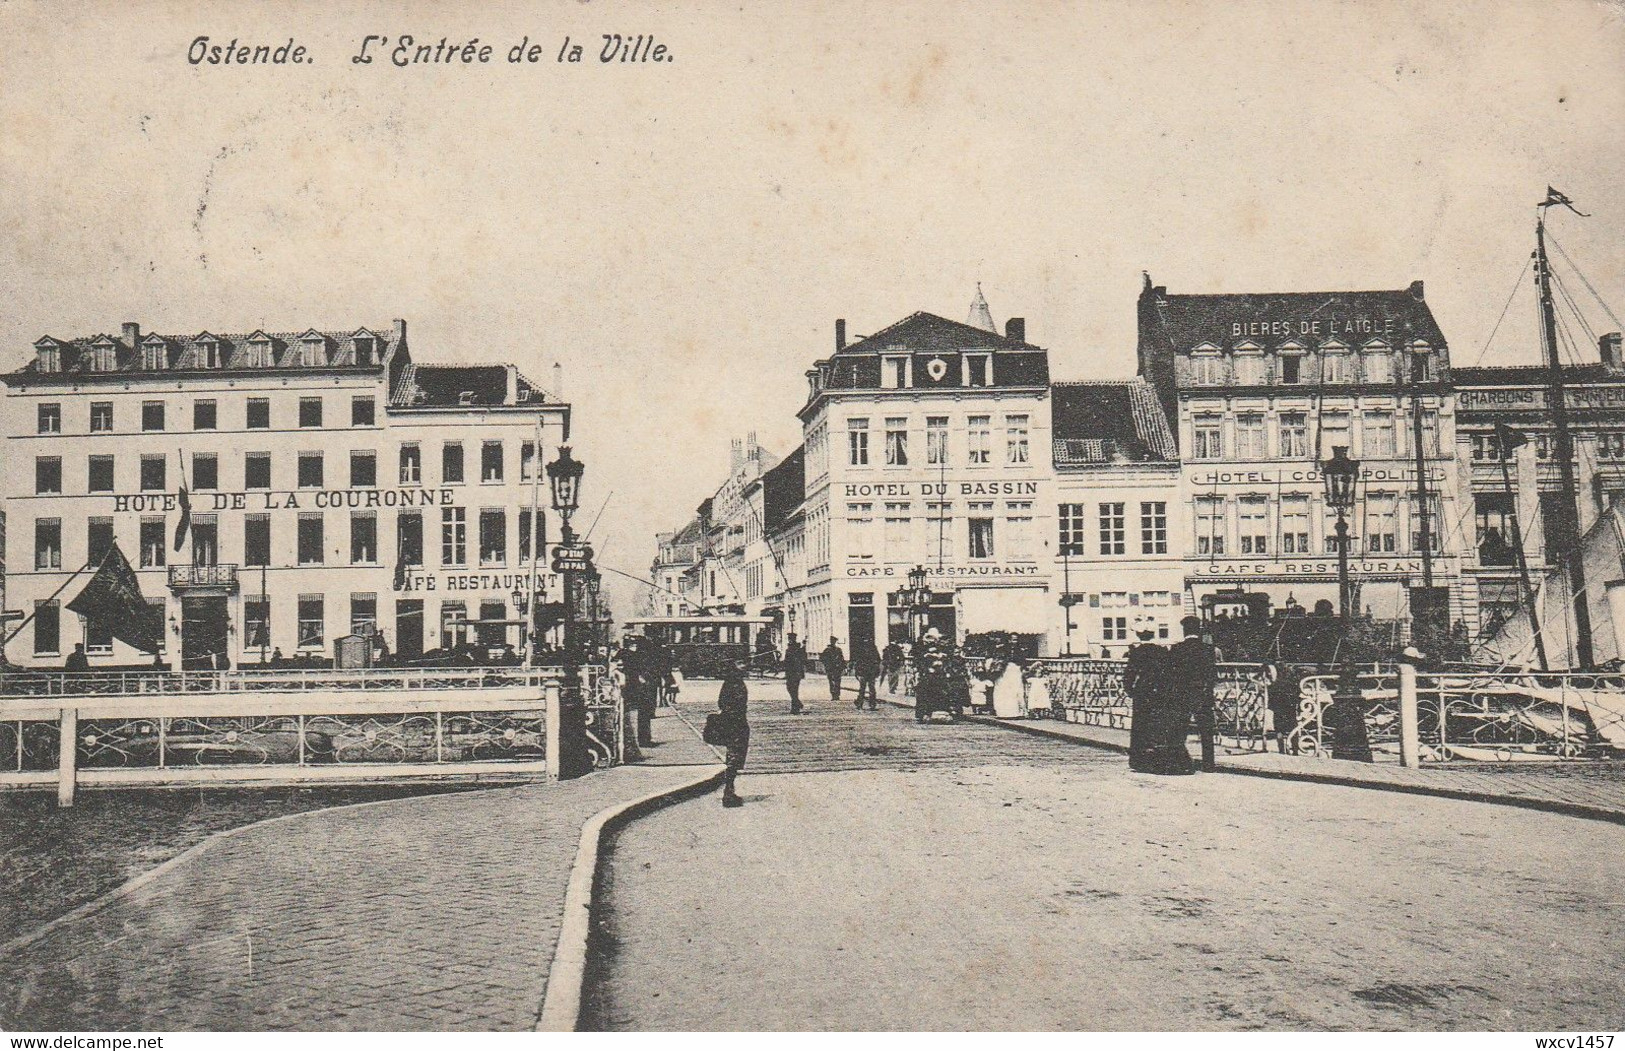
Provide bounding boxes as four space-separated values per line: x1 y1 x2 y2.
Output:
552 557 594 574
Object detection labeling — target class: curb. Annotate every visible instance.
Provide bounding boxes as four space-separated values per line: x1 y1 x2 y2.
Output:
969 713 1625 828
535 763 724 1032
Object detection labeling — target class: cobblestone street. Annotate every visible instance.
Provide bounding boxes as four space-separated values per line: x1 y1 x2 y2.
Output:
586 681 1625 1031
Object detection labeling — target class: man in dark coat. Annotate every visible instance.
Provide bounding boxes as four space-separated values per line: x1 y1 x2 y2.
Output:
821 637 846 702
782 633 807 714
1162 615 1220 773
882 640 904 694
1123 617 1168 773
711 669 751 807
851 637 882 711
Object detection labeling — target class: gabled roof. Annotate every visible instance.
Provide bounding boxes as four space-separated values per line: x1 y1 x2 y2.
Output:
834 311 1039 358
762 444 806 533
390 363 551 409
1051 378 1178 466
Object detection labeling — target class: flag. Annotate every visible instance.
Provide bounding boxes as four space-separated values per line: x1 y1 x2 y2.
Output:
173 452 192 553
394 530 408 591
66 543 163 654
1493 422 1529 453
1544 186 1589 217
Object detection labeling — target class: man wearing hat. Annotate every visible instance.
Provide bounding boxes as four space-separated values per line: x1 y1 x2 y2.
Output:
1163 615 1220 773
1123 615 1168 773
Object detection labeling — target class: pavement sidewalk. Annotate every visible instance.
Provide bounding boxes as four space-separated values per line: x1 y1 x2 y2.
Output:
0 708 718 1032
977 712 1625 823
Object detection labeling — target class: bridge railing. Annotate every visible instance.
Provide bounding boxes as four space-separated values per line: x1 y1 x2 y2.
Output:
0 666 555 698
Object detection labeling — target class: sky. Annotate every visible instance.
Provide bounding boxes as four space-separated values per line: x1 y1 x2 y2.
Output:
2 0 1623 615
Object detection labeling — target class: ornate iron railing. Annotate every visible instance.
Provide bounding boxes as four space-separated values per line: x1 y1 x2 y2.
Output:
0 666 556 699
579 665 626 770
168 563 239 589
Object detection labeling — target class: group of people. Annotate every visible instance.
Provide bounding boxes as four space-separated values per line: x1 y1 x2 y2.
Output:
617 634 676 748
1122 615 1220 775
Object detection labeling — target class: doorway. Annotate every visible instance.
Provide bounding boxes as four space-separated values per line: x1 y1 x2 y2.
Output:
847 594 875 651
181 596 229 671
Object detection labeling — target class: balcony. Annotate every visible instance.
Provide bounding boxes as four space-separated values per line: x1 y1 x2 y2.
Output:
169 564 239 591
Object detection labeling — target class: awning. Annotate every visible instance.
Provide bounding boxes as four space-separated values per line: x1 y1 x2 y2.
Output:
957 587 1049 636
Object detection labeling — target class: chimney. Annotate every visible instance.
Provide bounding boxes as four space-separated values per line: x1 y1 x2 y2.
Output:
1602 332 1624 374
122 322 140 348
552 362 564 400
747 430 758 459
835 318 846 352
393 318 407 348
505 364 518 404
1408 280 1425 301
1006 317 1025 343
731 438 744 472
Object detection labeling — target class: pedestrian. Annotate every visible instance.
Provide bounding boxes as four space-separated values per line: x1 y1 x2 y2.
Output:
702 668 751 808
852 636 882 710
1266 661 1299 754
64 643 89 673
1123 616 1168 773
782 632 807 714
1163 615 1220 773
821 637 846 702
882 639 904 694
913 627 959 723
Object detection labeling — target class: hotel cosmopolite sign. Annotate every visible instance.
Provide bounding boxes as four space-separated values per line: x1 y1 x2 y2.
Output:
1187 466 1445 486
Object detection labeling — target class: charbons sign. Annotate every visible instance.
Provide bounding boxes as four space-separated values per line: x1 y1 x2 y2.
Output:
110 487 458 513
1458 387 1625 411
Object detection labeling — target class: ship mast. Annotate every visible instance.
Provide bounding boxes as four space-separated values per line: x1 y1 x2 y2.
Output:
1535 200 1595 669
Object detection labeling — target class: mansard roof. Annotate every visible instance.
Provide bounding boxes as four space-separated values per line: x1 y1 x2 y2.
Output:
1141 280 1447 355
7 322 405 381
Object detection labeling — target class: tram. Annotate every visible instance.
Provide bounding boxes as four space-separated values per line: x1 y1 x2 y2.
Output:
621 615 776 678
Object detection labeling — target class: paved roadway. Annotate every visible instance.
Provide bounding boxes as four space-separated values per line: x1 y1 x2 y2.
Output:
585 679 1625 1032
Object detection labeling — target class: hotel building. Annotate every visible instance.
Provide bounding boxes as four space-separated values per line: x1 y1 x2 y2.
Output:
3 320 569 669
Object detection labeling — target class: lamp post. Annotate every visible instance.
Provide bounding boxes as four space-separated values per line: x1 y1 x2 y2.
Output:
547 445 592 778
547 445 586 659
1321 446 1374 762
902 565 933 642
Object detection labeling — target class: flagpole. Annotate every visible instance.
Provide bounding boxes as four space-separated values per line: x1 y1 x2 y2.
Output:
1 554 105 649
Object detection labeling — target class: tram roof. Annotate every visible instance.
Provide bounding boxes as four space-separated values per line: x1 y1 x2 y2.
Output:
624 616 775 626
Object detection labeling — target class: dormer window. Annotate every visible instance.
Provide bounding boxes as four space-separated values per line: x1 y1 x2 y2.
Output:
89 338 117 373
301 334 328 367
962 352 992 387
881 353 911 389
197 339 224 368
1361 340 1393 384
353 336 376 365
1408 340 1432 383
36 341 61 373
1233 341 1265 385
143 343 167 370
1190 344 1222 385
1278 341 1305 385
1320 340 1350 383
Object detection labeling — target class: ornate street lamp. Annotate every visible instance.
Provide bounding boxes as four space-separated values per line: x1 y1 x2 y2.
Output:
900 565 933 642
1320 445 1373 762
547 445 585 542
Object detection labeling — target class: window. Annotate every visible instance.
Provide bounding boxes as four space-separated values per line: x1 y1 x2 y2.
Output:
1280 355 1302 385
142 401 165 431
35 456 61 495
247 398 270 429
90 402 113 432
1324 507 1353 554
518 509 545 564
298 452 324 488
1193 415 1223 460
479 509 506 566
1195 497 1226 556
1541 492 1574 562
926 502 952 560
1471 433 1502 461
1239 498 1269 555
244 515 270 567
1416 410 1441 457
86 455 115 493
968 502 995 559
1234 350 1265 385
354 336 377 365
1601 433 1625 461
881 355 909 389
140 518 167 568
189 515 218 567
923 416 949 466
400 444 422 484
1411 494 1443 553
963 353 992 387
1059 503 1087 556
193 400 217 430
441 507 467 566
1281 496 1311 554
1005 415 1030 465
35 518 62 570
299 397 323 428
1320 412 1351 456
297 595 325 650
442 442 464 484
33 601 60 656
1362 346 1393 384
847 419 870 466
140 454 166 492
884 418 909 467
1191 351 1223 385
1099 502 1126 555
350 451 377 488
1140 502 1168 554
85 612 113 655
481 441 504 482
245 598 270 652
202 339 227 368
1365 493 1398 553
439 602 469 649
883 503 912 558
1006 501 1034 560
37 345 60 373
192 453 218 491
847 503 875 560
245 453 271 490
1410 346 1433 383
1475 494 1516 566
352 397 375 426
351 513 378 564
520 441 537 482
37 403 60 434
87 518 114 565
1364 411 1396 457
297 514 325 565
351 594 378 638
1235 414 1267 459
1101 616 1129 643
967 416 991 465
1322 349 1350 383
1279 413 1308 458
399 512 424 567
143 342 167 370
